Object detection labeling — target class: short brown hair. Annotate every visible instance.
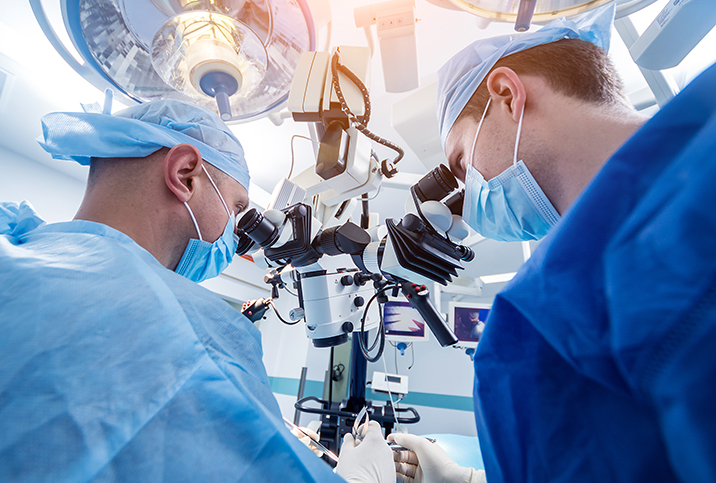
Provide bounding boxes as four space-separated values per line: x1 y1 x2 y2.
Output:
87 147 230 189
457 38 628 123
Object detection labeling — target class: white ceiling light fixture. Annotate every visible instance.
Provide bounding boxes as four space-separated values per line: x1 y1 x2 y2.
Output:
30 0 317 122
427 0 660 32
354 0 419 93
479 272 517 284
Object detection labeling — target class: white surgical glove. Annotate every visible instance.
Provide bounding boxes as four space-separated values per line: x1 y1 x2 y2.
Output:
336 421 396 483
387 433 486 483
290 426 324 457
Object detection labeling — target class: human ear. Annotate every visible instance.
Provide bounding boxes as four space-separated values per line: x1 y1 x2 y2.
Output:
486 67 527 123
164 144 204 203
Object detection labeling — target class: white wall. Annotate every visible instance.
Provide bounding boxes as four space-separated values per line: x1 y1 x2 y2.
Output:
366 333 478 437
259 282 500 437
1 146 86 222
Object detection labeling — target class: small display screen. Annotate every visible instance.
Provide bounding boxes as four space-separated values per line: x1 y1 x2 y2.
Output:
386 375 401 383
383 301 426 338
453 307 490 342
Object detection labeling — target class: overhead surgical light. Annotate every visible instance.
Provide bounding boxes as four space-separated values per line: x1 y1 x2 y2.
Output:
435 0 659 31
151 11 268 120
30 0 316 122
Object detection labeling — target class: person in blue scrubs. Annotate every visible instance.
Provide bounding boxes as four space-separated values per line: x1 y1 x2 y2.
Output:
392 3 716 483
0 98 394 482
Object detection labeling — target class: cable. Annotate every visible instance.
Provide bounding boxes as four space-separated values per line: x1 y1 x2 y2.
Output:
381 339 404 434
289 134 312 179
358 283 398 362
269 300 301 325
331 52 370 125
330 51 404 167
394 341 399 375
328 347 334 406
359 291 384 360
364 302 382 352
365 183 382 201
389 340 413 371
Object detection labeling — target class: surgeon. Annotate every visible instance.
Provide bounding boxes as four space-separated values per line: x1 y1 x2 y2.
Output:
0 97 395 482
385 2 716 482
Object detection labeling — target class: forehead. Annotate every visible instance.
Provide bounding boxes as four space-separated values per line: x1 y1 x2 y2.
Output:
445 116 479 161
449 113 480 144
230 182 250 206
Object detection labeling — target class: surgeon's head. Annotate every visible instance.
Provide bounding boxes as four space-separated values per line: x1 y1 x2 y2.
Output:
438 4 644 242
38 97 250 281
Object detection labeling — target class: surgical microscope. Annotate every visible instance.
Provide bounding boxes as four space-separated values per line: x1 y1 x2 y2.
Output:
237 46 475 456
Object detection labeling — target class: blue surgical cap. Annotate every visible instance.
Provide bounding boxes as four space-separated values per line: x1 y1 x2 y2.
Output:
437 2 616 149
38 97 250 190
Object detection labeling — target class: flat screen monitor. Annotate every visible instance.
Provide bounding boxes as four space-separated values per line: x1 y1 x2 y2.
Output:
448 302 491 348
382 301 429 343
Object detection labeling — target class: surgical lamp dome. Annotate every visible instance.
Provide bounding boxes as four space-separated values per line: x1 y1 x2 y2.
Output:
447 0 614 31
151 12 268 120
32 0 315 122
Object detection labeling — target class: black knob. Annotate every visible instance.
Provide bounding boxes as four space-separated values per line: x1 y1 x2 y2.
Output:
340 275 354 286
342 321 354 333
354 296 365 307
354 272 371 286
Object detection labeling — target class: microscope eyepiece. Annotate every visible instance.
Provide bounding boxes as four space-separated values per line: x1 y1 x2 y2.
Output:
237 208 280 248
444 189 465 217
316 222 371 257
413 164 458 203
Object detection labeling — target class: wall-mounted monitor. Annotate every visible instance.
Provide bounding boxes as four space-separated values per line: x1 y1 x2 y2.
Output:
382 300 429 343
447 302 491 348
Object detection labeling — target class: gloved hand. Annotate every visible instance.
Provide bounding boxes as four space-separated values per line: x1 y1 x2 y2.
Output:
290 426 324 457
335 421 396 483
387 433 486 483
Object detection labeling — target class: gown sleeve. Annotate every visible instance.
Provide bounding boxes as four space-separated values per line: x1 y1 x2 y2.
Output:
0 201 45 240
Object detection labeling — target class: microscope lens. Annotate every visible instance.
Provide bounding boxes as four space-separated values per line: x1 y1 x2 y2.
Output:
413 165 458 202
237 209 280 248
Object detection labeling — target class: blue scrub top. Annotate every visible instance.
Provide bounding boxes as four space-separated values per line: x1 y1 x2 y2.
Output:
473 61 716 483
0 205 343 482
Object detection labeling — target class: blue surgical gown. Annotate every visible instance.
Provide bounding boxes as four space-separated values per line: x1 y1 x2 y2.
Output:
474 61 716 482
0 202 343 482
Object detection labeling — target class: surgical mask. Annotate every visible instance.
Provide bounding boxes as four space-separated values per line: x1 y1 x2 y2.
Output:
175 165 238 282
462 98 560 242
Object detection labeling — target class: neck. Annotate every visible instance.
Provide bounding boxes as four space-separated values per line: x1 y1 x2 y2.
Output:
75 183 190 270
537 100 647 214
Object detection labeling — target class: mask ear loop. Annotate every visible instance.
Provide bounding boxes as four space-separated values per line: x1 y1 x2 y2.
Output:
182 164 230 243
202 164 231 218
467 97 492 171
184 202 203 241
513 104 525 166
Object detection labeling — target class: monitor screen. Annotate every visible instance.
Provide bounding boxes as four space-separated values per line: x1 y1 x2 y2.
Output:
383 301 427 341
448 302 491 347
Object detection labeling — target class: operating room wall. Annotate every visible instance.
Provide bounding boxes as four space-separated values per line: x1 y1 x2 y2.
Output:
260 281 511 437
1 146 86 221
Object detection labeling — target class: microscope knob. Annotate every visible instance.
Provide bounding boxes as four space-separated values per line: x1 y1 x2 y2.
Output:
354 296 365 307
340 274 355 286
354 272 371 286
342 321 354 333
